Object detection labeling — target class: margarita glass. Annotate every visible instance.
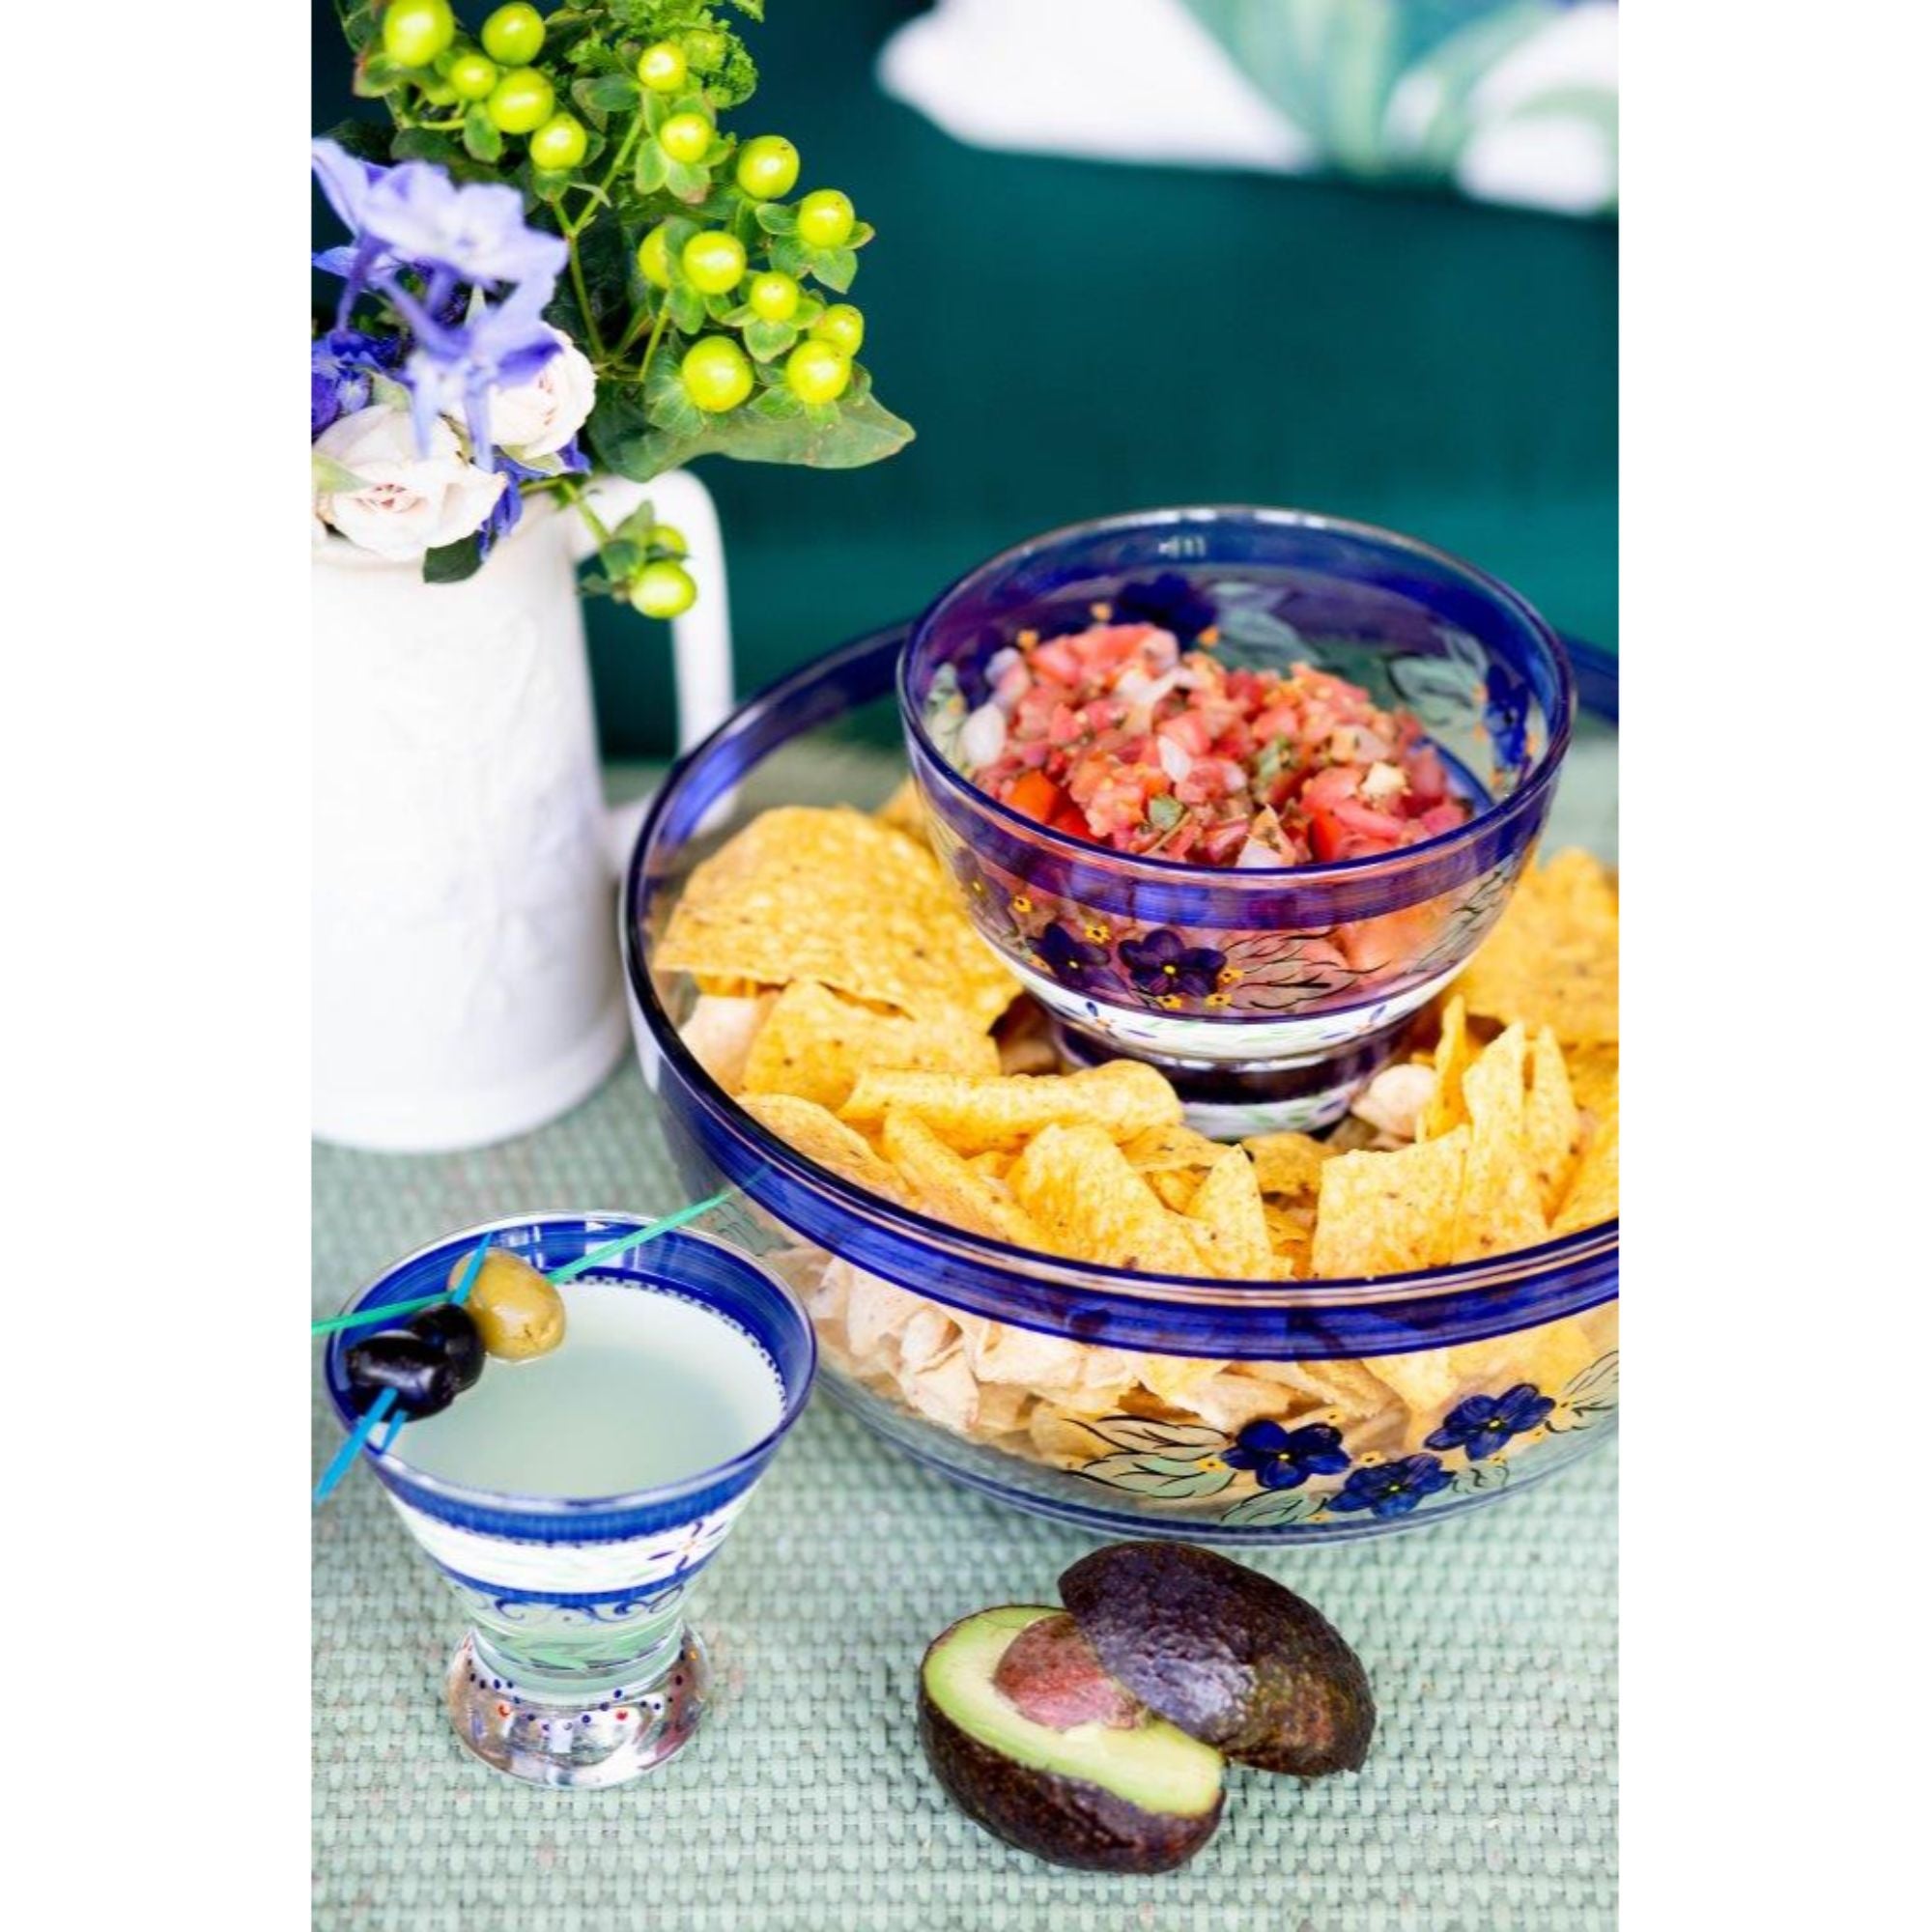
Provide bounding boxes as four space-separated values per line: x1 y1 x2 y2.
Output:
323 1213 815 1788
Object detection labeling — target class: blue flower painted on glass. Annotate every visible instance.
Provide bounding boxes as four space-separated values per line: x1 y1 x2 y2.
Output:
1221 1420 1350 1492
1326 1455 1453 1520
1117 927 1228 1001
1425 1383 1555 1461
1035 920 1113 986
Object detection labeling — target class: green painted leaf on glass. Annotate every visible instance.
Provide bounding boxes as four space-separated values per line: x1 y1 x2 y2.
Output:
1079 1454 1236 1501
1219 1488 1325 1529
1081 1414 1231 1454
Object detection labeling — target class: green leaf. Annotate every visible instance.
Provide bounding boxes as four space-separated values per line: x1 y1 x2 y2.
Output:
847 221 876 249
1078 1453 1235 1501
576 72 640 117
355 52 408 99
767 236 807 278
422 536 486 584
809 246 859 294
634 140 668 194
611 497 659 547
754 201 798 237
1078 1414 1231 1454
668 284 706 334
666 157 709 200
318 117 393 166
742 318 797 362
310 451 369 496
463 103 504 163
391 127 464 168
1455 1458 1511 1494
1147 794 1184 831
1219 1488 1325 1529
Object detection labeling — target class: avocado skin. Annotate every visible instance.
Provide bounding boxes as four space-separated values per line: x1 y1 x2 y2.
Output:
1060 1541 1375 1776
917 1682 1223 1874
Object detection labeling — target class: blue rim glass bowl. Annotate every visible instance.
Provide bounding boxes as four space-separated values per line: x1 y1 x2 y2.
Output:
899 508 1576 1132
623 624 1617 1546
324 1214 816 1785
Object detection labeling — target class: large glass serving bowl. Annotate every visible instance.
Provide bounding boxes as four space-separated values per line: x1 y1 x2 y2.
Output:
623 625 1617 1545
899 508 1576 1133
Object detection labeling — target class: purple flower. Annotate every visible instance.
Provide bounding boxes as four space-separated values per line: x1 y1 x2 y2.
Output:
1221 1420 1350 1492
1035 921 1113 986
1117 927 1228 1001
311 328 402 439
310 140 566 294
1326 1455 1453 1520
1425 1384 1555 1461
476 440 588 554
392 279 561 470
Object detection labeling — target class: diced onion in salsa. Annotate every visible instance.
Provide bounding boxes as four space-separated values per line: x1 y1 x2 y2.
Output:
941 619 1470 866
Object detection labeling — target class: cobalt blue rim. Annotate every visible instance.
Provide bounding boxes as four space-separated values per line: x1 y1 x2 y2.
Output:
624 624 1619 1359
897 505 1577 927
323 1215 817 1539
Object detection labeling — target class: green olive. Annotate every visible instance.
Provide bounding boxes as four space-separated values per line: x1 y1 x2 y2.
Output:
455 1249 566 1360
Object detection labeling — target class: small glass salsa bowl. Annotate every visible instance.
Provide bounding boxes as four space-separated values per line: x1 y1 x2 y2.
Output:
898 507 1576 1131
623 624 1618 1546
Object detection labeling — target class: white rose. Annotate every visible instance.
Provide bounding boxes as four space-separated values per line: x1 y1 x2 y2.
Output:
313 406 506 562
483 325 597 459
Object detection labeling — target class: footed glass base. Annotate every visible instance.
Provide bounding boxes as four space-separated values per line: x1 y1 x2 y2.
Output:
1050 1010 1422 1138
444 1625 710 1789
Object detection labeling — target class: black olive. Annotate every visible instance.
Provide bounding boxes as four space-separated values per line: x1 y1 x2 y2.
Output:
408 1303 486 1391
344 1330 460 1419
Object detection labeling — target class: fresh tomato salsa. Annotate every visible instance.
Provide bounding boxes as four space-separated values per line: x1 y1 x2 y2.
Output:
945 618 1470 867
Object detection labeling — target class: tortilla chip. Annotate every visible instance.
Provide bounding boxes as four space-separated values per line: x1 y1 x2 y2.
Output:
841 1059 1181 1153
1552 1089 1619 1235
1566 1040 1620 1124
1009 1123 1208 1274
740 1094 907 1206
881 1108 1047 1248
873 775 930 845
742 979 999 1113
1311 1127 1470 1277
657 807 1015 1027
1148 1169 1203 1212
993 1001 1062 1076
1122 1123 1227 1173
1455 847 1618 1044
1183 1148 1274 1279
1523 1027 1583 1216
1450 1026 1549 1261
1352 1061 1436 1143
1241 1130 1335 1199
1422 994 1478 1139
679 991 776 1095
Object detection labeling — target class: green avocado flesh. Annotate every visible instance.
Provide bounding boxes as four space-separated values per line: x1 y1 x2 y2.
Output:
923 1605 1223 1817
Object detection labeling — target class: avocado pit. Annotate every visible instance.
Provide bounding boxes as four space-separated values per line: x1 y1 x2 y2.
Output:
992 1611 1143 1732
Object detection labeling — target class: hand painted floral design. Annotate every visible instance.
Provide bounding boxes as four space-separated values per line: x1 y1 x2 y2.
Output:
1034 920 1116 987
1220 1420 1350 1491
1116 927 1229 1002
1425 1383 1555 1461
1326 1454 1454 1520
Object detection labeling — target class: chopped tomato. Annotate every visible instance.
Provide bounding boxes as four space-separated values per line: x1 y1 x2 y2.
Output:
1006 768 1067 825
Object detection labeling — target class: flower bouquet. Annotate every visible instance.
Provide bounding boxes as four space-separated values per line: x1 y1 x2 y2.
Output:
312 2 911 1154
313 0 911 611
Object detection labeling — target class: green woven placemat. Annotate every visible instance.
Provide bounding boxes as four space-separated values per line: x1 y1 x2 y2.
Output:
313 1059 1617 1932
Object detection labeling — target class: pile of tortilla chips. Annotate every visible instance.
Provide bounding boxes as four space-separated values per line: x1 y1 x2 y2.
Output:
659 790 1618 1488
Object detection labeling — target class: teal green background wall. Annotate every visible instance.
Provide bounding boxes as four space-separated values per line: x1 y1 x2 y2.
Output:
314 1 1615 755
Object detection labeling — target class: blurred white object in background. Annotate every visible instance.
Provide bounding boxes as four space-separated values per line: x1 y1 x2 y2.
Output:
880 0 1617 217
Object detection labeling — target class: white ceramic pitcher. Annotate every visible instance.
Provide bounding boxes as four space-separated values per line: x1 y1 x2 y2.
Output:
313 470 732 1151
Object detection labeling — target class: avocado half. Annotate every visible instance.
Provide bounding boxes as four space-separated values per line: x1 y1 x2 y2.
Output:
1059 1542 1375 1776
918 1605 1226 1873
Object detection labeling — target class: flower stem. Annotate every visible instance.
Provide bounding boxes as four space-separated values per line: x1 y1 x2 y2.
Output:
566 232 607 360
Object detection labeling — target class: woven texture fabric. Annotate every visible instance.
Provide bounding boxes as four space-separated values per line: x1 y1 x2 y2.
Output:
313 1059 1617 1932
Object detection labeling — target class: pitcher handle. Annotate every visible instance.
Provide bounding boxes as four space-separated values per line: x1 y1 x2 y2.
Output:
566 468 736 757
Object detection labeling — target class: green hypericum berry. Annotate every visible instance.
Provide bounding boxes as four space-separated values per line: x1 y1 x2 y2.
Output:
681 337 754 413
658 112 714 165
445 52 499 101
785 339 852 407
681 232 748 297
383 0 456 70
637 224 674 290
795 189 856 249
528 113 587 172
632 560 698 619
735 135 801 201
748 272 802 323
486 67 554 134
650 525 690 558
480 3 545 67
637 42 688 93
811 304 865 356
417 77 459 107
